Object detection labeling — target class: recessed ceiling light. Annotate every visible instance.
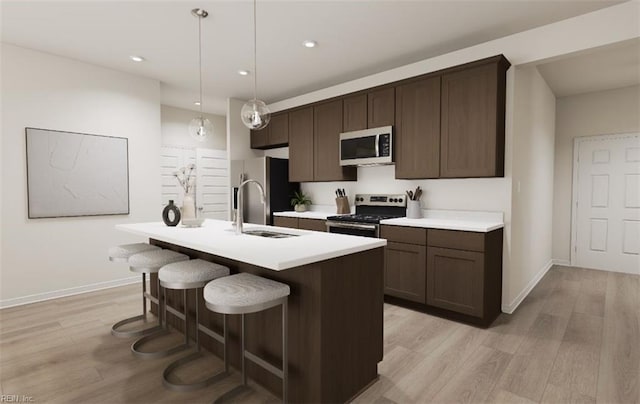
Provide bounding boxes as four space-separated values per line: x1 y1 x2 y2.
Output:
302 40 317 48
194 101 201 106
129 55 145 62
238 70 250 76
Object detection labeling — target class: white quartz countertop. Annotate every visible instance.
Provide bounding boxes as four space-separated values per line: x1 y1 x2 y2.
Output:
116 219 386 271
379 217 503 232
276 209 504 232
273 211 336 220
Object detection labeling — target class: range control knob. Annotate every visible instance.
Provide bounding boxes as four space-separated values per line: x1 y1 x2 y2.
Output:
399 198 403 203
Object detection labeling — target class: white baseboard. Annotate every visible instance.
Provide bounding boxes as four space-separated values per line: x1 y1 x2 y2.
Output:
552 259 571 266
0 276 140 309
502 259 553 314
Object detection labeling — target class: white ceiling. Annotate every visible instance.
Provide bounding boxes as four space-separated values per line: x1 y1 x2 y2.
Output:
1 0 624 115
537 38 640 97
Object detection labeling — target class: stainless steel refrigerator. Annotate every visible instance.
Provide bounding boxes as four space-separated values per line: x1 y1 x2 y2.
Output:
230 157 299 225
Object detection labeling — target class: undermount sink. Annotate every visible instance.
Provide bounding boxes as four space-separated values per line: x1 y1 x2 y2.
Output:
243 229 299 238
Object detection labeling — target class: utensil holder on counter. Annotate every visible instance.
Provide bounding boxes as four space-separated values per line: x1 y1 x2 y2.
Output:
335 197 351 214
406 200 422 219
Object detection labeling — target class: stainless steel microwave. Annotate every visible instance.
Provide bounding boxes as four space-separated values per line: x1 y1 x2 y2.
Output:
339 126 393 166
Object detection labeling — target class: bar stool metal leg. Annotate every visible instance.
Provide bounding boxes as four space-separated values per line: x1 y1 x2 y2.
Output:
162 288 229 392
111 273 163 338
131 283 190 359
214 302 288 404
282 301 288 403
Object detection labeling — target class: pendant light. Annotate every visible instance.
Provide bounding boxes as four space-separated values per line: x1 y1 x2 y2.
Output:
241 0 270 130
188 8 213 142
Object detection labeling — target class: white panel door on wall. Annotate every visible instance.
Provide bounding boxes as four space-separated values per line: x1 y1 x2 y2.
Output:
160 146 195 208
195 148 229 220
572 133 640 274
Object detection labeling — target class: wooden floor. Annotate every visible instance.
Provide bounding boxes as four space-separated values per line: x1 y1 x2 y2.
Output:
1 265 638 403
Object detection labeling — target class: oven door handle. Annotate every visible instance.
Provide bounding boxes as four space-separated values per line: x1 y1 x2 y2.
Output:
375 134 380 157
326 221 378 231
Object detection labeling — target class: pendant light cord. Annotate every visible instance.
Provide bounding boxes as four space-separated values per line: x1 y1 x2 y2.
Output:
198 13 204 118
253 0 258 101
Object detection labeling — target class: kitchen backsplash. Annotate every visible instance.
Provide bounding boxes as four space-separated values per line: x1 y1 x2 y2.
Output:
300 164 509 213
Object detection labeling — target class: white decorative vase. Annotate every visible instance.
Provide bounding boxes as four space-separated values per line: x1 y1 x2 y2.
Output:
181 193 196 220
294 204 308 212
406 200 422 219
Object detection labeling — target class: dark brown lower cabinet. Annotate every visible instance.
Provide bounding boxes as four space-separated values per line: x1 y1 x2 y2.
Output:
298 218 326 232
426 247 484 316
425 228 503 326
273 216 326 232
273 216 298 229
384 241 426 303
381 225 427 304
382 225 503 327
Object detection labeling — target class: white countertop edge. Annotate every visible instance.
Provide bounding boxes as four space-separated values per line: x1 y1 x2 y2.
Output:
273 211 334 220
274 240 387 270
379 218 504 232
116 222 386 271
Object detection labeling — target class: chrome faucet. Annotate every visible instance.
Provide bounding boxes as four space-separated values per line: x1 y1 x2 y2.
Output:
236 179 266 235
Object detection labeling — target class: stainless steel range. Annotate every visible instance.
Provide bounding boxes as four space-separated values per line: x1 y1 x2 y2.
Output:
326 194 407 237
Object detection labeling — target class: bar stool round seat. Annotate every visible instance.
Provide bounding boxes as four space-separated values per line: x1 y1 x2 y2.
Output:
204 273 290 314
159 259 229 289
133 259 231 393
204 273 290 403
108 243 160 263
110 248 188 338
128 249 189 274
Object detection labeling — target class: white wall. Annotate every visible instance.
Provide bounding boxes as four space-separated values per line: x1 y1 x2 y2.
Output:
0 44 162 307
506 66 557 311
301 166 507 212
226 98 262 162
552 85 640 263
160 104 226 150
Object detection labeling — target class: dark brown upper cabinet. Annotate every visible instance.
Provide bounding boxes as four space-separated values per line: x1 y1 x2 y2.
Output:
395 76 441 179
278 55 510 181
343 93 368 132
250 112 289 149
268 113 289 146
250 126 269 149
342 88 395 132
314 99 357 182
440 56 510 178
288 107 314 182
368 87 395 128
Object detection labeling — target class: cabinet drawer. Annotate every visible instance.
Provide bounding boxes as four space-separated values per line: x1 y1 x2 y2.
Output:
380 225 427 245
298 218 326 232
273 216 298 229
428 229 484 252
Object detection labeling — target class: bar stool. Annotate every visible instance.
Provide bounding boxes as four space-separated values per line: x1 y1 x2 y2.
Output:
108 243 161 337
113 248 189 338
146 259 231 391
203 272 290 403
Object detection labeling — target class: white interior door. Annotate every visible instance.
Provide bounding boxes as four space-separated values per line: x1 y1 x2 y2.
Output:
160 146 195 208
572 133 640 274
195 148 229 220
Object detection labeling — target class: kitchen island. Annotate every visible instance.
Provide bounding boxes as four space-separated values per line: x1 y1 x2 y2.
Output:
116 220 386 403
